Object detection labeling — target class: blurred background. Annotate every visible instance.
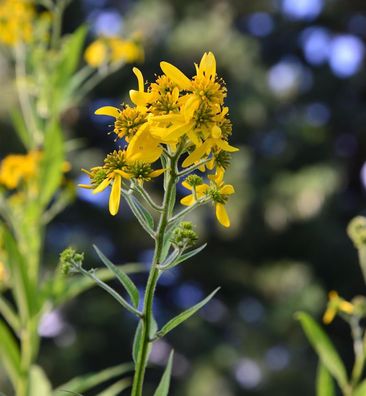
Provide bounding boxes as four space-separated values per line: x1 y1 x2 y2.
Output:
2 0 366 394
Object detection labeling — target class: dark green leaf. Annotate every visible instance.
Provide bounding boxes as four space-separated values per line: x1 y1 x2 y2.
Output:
94 245 139 308
0 320 21 389
157 288 220 338
132 320 143 365
296 312 348 390
316 362 335 396
165 244 207 269
54 363 133 395
153 351 174 396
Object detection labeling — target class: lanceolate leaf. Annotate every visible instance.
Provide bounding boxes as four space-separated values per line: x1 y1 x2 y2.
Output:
0 320 21 389
29 365 52 396
153 351 174 396
11 109 31 149
132 320 143 365
316 362 335 396
157 287 220 338
164 244 207 269
125 195 154 236
296 312 348 390
94 245 139 308
54 363 133 395
97 378 131 396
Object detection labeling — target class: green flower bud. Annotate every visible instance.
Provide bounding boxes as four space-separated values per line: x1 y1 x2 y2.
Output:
59 247 84 275
185 174 203 187
347 216 366 249
171 222 198 249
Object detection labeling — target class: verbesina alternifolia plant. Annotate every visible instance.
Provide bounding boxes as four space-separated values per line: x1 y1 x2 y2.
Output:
69 52 239 395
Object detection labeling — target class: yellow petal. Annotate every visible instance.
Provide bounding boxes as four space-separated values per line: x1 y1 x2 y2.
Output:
109 174 122 216
129 90 153 106
182 180 193 190
114 169 132 179
323 308 336 325
93 178 110 194
183 96 200 121
126 129 162 163
133 67 144 92
182 140 210 168
220 184 235 195
149 168 166 178
160 61 192 90
196 184 209 197
95 106 120 118
199 51 216 80
211 125 222 139
215 139 239 152
215 203 230 227
180 194 195 206
78 184 93 189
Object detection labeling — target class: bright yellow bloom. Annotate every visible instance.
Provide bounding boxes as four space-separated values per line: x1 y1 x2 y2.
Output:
84 37 144 68
323 291 355 324
180 172 235 227
0 151 41 189
0 0 34 46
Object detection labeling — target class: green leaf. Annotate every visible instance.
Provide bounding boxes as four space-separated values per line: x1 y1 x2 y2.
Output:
38 122 64 208
11 109 31 149
97 378 131 396
0 320 21 389
94 245 139 308
53 264 145 305
29 365 52 396
354 380 366 396
316 362 335 396
54 363 133 395
132 320 143 365
160 227 176 262
153 351 174 396
157 287 220 338
296 312 348 390
164 244 207 269
3 229 38 317
126 195 154 235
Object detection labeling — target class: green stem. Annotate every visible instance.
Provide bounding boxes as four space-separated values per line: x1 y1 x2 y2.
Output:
130 152 179 396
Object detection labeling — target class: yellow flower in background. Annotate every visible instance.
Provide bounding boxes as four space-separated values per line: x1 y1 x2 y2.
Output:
323 291 355 324
0 151 41 189
0 0 34 46
84 37 144 68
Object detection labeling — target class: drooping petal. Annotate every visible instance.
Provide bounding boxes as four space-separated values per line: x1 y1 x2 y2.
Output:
109 174 122 216
129 90 153 106
215 139 239 152
126 128 163 163
93 178 110 194
160 61 191 90
220 184 235 195
95 106 120 118
215 203 230 227
180 194 195 206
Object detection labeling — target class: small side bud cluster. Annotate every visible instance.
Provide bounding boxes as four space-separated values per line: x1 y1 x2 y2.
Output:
59 247 84 275
185 174 203 187
171 222 198 249
347 216 366 249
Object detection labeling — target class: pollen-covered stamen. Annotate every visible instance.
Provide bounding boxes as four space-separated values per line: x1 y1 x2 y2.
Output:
103 150 128 173
219 118 232 140
150 75 180 114
191 75 226 105
114 106 147 140
207 185 228 204
128 162 154 181
193 103 216 130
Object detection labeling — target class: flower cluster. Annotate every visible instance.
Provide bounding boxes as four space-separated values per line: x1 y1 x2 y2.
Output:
0 151 41 190
81 52 238 226
84 36 144 68
0 0 34 46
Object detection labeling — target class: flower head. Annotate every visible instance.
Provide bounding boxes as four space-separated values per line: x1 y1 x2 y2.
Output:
323 291 355 324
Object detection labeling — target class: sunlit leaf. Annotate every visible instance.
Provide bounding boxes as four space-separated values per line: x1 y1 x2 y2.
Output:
97 378 131 396
29 365 52 396
296 312 348 390
354 380 366 396
316 362 335 396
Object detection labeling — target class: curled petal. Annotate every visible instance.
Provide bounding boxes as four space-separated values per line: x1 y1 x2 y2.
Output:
126 129 162 163
133 67 145 92
149 168 166 178
95 106 120 118
220 184 235 195
215 203 230 227
180 194 195 206
182 140 210 168
93 178 110 194
129 90 153 106
109 174 122 216
160 61 192 90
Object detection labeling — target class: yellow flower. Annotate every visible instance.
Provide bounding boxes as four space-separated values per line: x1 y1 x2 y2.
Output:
0 151 41 190
180 172 235 227
84 37 144 68
0 0 34 46
323 291 355 324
